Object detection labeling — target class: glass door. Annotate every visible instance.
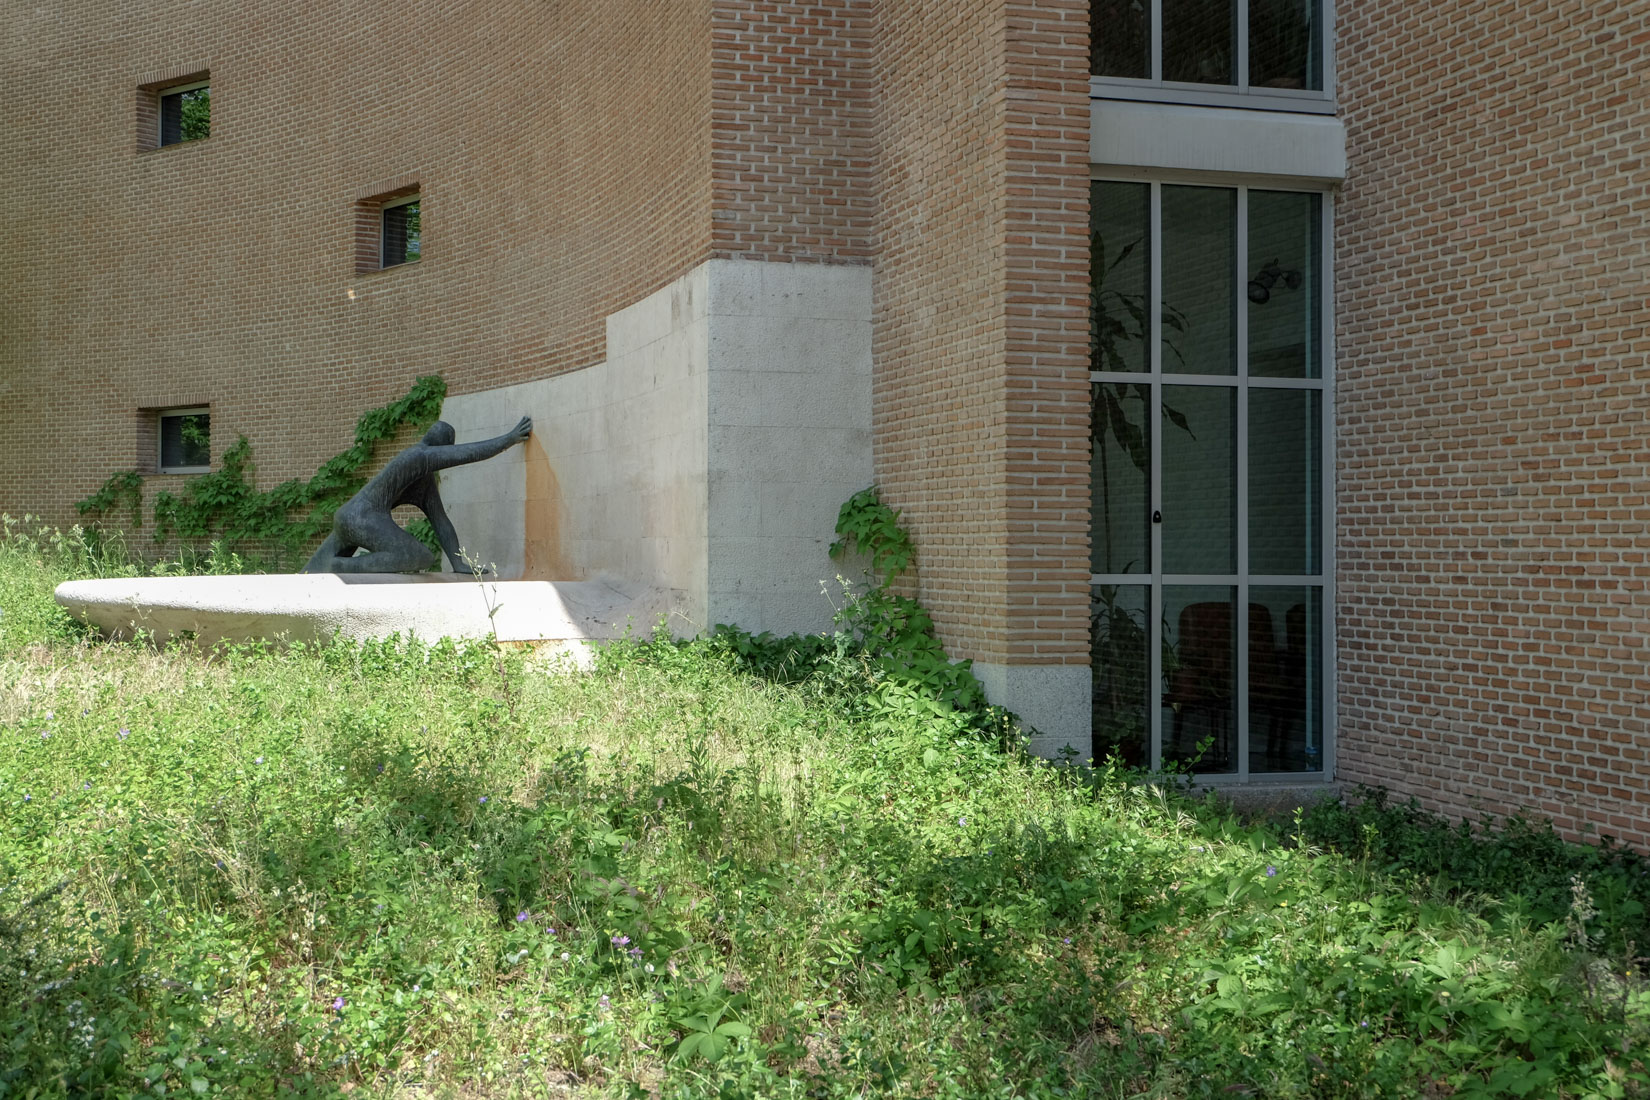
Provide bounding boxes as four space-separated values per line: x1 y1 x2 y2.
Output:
1091 178 1332 777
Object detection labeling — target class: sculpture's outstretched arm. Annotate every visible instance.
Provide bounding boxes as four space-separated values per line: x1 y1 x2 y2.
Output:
427 416 533 472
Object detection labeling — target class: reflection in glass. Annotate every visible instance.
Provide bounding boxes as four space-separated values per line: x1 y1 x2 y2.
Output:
1250 0 1322 91
1092 584 1150 767
1091 181 1151 374
1161 385 1235 575
1162 186 1235 375
1248 190 1321 378
1163 0 1236 84
1091 0 1151 79
1249 587 1322 772
1249 389 1322 575
1162 586 1236 772
1092 382 1151 575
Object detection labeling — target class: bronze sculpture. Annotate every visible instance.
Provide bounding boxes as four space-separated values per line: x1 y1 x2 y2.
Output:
302 417 532 574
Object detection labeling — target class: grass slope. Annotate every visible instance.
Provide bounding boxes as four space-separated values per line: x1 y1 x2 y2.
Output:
0 525 1646 1098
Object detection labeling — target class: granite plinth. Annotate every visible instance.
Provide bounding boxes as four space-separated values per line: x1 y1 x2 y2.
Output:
53 573 677 653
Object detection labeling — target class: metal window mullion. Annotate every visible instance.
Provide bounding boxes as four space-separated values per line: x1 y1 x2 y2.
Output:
1148 181 1164 772
1151 0 1163 83
1243 376 1326 391
1236 0 1249 90
1234 187 1250 780
1157 372 1259 387
1322 0 1336 99
1319 187 1337 777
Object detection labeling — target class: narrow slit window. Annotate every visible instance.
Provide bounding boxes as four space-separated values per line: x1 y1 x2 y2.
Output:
381 197 421 267
158 81 210 146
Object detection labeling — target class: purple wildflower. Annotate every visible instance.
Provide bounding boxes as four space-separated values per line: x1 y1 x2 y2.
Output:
478 796 488 804
1265 866 1278 878
332 997 345 1011
516 911 530 923
611 934 630 947
117 728 129 740
628 947 643 958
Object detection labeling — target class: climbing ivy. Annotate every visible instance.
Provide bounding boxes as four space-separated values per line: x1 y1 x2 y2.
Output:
77 376 448 564
827 486 992 717
76 470 145 529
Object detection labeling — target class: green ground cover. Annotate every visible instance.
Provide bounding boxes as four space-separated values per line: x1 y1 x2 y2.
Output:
1 521 1647 1098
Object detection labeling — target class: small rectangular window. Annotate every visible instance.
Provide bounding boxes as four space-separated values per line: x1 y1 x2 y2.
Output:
158 81 210 146
381 197 421 267
158 408 211 472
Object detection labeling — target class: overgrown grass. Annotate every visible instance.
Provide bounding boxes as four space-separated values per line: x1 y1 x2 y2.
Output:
1 523 1646 1098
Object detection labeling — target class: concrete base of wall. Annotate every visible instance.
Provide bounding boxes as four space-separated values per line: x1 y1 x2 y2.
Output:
971 661 1091 759
1191 781 1345 819
438 258 872 638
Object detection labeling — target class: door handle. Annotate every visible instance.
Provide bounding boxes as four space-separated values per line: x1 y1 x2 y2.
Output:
1152 510 1162 524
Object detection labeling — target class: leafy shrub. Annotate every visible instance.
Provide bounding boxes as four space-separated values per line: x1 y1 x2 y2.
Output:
1300 786 1650 954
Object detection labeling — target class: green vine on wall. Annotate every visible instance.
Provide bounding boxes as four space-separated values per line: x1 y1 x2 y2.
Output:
828 486 991 717
76 376 448 562
76 470 145 530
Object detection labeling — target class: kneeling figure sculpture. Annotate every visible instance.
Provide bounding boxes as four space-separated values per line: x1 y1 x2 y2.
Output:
303 416 532 574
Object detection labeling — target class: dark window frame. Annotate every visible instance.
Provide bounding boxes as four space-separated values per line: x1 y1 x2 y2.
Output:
157 407 211 473
157 79 210 146
380 195 422 268
1091 0 1335 114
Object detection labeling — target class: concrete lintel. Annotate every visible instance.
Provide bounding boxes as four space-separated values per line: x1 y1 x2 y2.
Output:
1092 99 1347 182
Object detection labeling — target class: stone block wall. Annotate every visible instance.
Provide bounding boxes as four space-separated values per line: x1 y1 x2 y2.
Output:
1335 0 1650 848
438 259 873 638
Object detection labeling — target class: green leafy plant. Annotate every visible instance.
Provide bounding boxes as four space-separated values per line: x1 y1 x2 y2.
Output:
669 982 752 1064
5 513 1648 1099
828 486 996 722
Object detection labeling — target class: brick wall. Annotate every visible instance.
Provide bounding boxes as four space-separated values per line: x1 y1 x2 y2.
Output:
870 0 1091 666
1336 0 1650 848
0 0 714 526
709 0 875 262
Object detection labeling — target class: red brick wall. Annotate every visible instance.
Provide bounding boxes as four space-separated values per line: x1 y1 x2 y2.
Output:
1336 0 1650 849
709 0 875 262
870 0 1091 665
0 0 713 525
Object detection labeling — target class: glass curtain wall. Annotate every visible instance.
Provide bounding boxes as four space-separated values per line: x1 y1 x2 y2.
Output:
1090 179 1330 775
1092 0 1328 105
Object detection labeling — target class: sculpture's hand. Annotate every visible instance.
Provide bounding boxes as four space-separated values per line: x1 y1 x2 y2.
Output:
509 415 533 444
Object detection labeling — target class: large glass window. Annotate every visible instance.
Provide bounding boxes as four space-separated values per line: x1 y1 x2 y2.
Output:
1092 0 1330 111
1090 179 1331 777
